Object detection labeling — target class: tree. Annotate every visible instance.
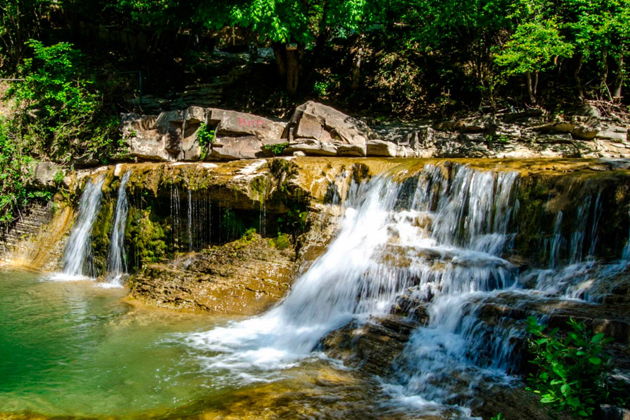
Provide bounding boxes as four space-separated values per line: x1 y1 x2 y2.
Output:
200 0 370 95
0 0 51 72
559 0 629 100
494 0 574 104
8 40 102 161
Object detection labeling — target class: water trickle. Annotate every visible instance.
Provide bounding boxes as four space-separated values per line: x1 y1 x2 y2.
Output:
57 176 105 279
623 209 630 261
187 188 193 251
105 171 131 286
547 211 563 268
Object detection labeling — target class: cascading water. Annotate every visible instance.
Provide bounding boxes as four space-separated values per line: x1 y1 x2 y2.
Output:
104 171 131 286
185 163 630 417
55 176 105 280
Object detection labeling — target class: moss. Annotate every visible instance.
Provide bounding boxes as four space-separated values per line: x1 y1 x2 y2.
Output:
511 171 630 265
90 196 115 275
270 233 292 250
126 207 168 268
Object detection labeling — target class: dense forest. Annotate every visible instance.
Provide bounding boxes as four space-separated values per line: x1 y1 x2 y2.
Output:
0 0 628 222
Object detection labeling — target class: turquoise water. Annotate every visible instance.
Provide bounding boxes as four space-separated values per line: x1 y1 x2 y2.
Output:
0 270 225 418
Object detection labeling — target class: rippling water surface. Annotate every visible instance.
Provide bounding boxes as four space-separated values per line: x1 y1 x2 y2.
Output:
0 271 229 417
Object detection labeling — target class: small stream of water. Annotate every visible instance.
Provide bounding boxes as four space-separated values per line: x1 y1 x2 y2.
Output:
57 176 105 279
105 171 131 286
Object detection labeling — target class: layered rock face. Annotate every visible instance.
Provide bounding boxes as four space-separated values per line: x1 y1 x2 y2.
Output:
129 233 296 314
122 101 629 160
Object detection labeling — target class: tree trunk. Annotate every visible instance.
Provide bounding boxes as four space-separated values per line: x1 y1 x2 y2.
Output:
273 44 301 96
613 54 624 101
574 53 584 100
601 50 613 101
526 72 537 104
351 46 363 90
285 45 300 95
273 43 287 79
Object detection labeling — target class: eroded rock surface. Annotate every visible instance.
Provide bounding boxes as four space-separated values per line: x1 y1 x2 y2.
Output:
128 233 296 315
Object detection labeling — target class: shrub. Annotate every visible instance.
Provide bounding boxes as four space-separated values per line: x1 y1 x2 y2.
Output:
262 142 289 156
270 233 291 250
526 316 612 417
8 40 120 163
196 123 215 159
0 118 51 223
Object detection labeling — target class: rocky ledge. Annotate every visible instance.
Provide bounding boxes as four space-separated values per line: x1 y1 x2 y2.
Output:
128 232 296 314
122 101 629 161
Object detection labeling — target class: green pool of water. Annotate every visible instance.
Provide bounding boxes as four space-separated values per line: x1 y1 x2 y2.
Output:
0 270 228 418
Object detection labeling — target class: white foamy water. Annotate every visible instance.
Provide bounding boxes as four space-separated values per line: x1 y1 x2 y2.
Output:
183 163 630 416
104 171 131 287
49 176 105 281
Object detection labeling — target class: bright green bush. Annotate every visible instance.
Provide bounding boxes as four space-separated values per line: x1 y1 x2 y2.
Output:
8 40 120 163
0 118 50 223
262 142 288 156
526 316 612 417
196 123 216 160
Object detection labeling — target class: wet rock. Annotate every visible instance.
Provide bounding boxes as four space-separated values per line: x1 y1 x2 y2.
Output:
320 315 419 376
128 233 296 315
599 405 630 420
472 385 578 420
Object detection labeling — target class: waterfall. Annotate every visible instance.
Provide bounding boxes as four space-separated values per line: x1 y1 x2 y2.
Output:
56 176 105 279
187 188 193 251
547 211 563 268
104 171 131 286
184 163 630 416
186 165 518 370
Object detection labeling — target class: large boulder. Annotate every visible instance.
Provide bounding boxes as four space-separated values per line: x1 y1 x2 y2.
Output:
209 108 285 140
287 101 372 157
122 106 287 161
122 107 207 161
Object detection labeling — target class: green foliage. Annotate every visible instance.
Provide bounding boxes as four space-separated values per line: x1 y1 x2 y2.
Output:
494 19 574 77
126 208 168 265
0 119 34 223
241 227 257 243
278 207 308 236
526 316 612 417
7 40 121 163
313 80 330 97
0 0 51 71
196 123 216 160
262 142 288 156
490 414 505 420
52 170 65 187
203 0 370 46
